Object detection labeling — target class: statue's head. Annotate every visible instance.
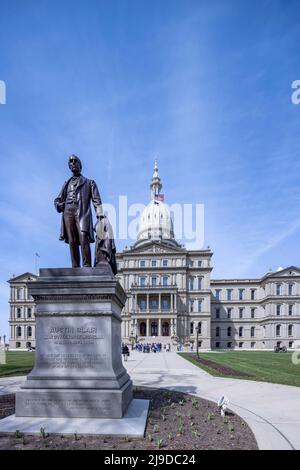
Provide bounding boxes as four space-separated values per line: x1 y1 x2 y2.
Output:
68 154 82 175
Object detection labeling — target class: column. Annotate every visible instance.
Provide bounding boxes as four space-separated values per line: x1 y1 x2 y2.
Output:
147 294 149 312
159 293 161 311
173 318 177 335
171 294 173 312
146 318 150 336
174 294 177 311
158 318 162 336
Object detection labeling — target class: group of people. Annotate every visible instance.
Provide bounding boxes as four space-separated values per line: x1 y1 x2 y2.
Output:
134 342 171 353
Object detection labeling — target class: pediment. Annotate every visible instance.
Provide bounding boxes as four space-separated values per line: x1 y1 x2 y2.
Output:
8 272 37 283
124 241 186 255
264 266 300 279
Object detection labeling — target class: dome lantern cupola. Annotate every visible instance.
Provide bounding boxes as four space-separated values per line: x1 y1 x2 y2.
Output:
150 159 162 199
134 160 179 248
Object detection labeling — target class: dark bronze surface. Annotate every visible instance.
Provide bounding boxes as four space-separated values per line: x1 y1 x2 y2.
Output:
54 155 117 273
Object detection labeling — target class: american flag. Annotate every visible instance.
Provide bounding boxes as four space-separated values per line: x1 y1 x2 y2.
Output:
154 194 164 202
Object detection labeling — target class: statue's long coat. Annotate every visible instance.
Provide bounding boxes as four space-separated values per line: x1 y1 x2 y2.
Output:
54 176 102 244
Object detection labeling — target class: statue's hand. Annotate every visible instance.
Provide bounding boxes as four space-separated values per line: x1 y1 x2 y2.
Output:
55 202 65 213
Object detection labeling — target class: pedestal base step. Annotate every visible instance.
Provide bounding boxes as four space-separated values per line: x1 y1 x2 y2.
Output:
0 399 149 437
16 380 133 418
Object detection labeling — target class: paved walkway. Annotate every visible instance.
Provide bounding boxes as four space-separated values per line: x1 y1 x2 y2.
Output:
1 352 300 450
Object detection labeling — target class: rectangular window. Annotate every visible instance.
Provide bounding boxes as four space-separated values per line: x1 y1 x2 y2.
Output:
162 299 169 311
163 276 168 287
251 289 255 300
198 277 202 290
215 342 220 348
251 308 255 319
227 342 232 348
198 260 202 267
150 299 158 311
239 308 244 319
27 308 32 318
151 260 157 267
251 342 256 349
17 308 21 318
189 260 194 267
239 289 244 300
190 322 194 334
140 260 146 267
276 305 281 316
139 299 147 311
17 288 23 300
189 277 194 290
216 308 220 319
276 284 281 296
288 284 293 296
227 289 232 301
198 300 202 312
289 305 293 316
151 277 157 287
227 308 232 319
140 277 146 287
215 290 221 300
162 259 168 267
239 342 243 348
190 300 194 313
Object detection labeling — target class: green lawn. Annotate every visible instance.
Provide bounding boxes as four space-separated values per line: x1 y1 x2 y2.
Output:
180 351 300 387
0 352 35 378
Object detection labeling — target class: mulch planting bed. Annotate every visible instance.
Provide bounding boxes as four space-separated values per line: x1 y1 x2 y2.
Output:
184 354 253 378
0 388 257 450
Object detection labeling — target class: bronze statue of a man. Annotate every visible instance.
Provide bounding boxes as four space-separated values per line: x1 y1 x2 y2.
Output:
54 155 103 267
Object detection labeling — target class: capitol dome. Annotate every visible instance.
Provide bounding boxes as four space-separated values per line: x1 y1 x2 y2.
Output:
134 161 179 248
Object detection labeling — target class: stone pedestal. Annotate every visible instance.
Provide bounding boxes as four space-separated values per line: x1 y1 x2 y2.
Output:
16 265 133 419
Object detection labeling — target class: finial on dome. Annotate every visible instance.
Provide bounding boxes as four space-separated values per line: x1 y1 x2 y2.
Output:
150 159 162 199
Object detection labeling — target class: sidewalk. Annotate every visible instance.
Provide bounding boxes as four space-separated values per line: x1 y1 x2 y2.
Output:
1 351 300 450
124 351 300 450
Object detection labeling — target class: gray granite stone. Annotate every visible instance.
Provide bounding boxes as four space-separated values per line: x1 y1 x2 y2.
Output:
16 268 133 419
0 399 149 437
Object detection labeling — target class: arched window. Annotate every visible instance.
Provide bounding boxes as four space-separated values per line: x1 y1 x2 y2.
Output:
288 324 293 336
197 322 202 335
276 324 281 337
27 326 32 337
190 322 194 334
227 327 231 337
239 327 243 337
216 326 220 337
16 326 22 337
251 326 255 338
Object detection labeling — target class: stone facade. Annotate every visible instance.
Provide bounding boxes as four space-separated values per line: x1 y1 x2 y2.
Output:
8 272 37 350
8 262 300 351
116 242 213 349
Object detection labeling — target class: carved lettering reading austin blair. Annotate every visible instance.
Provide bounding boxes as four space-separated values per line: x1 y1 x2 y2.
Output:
49 327 97 334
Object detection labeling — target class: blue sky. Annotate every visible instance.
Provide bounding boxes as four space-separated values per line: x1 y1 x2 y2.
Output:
0 0 300 337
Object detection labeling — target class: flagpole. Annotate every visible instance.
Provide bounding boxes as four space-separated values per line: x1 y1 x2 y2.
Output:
35 253 40 275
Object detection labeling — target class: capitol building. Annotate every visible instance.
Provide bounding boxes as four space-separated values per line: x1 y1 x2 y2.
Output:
8 162 300 351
